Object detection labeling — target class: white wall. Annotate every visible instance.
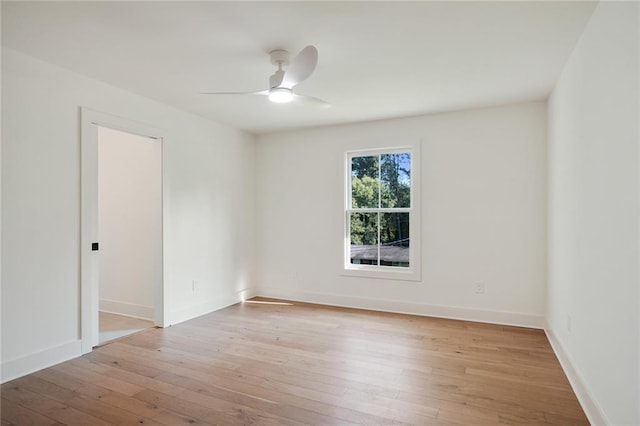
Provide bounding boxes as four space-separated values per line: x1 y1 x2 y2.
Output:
547 2 639 425
1 48 256 381
256 101 547 327
0 5 3 372
98 127 161 320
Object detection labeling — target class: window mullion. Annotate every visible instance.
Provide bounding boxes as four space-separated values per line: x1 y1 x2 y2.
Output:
377 212 381 266
347 208 410 213
377 154 382 209
377 155 382 265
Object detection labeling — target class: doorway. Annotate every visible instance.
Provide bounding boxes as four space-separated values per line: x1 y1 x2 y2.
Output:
97 126 161 344
80 109 164 352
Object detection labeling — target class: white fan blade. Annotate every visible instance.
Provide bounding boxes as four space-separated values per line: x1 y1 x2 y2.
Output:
293 93 331 109
201 90 268 96
282 45 318 88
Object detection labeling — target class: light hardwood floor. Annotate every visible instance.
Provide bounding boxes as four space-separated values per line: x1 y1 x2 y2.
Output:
2 298 588 425
99 311 155 345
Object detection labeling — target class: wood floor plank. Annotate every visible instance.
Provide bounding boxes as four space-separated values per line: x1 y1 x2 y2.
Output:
66 356 185 397
2 384 112 426
152 370 411 425
0 397 60 426
34 367 114 399
8 376 78 403
63 394 163 426
134 388 293 426
399 369 584 419
2 298 589 425
151 371 354 426
50 362 146 396
151 409 214 426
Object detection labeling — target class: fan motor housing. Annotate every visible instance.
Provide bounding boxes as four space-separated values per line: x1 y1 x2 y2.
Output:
270 50 290 66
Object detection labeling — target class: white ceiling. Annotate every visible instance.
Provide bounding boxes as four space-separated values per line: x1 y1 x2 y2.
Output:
2 1 596 135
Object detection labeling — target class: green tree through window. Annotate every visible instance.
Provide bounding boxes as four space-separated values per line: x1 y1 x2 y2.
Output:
348 151 411 268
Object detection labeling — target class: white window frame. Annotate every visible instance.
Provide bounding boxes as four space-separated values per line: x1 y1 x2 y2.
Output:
344 146 421 281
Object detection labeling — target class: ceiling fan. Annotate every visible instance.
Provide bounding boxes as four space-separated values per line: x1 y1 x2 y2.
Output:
202 45 330 108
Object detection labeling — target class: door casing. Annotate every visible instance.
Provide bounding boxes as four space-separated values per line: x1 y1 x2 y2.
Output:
80 108 165 352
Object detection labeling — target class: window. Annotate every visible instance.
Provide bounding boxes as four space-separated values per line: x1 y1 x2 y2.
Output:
345 147 420 281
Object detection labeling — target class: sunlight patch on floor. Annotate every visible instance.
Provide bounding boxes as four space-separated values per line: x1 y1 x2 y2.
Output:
244 300 293 306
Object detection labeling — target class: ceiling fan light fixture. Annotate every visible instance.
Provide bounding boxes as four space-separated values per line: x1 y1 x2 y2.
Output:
203 45 329 107
268 87 293 103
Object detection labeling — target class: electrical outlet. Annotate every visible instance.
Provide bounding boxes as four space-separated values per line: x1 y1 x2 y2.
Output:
192 280 196 292
474 283 485 294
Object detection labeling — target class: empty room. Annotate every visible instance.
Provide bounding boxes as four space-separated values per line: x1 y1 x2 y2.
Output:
1 1 638 425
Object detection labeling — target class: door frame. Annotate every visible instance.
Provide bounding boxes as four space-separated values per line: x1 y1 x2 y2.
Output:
80 108 165 353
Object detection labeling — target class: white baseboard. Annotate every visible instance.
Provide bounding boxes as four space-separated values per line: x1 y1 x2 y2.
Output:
99 299 154 321
256 287 544 329
544 325 609 426
1 340 82 384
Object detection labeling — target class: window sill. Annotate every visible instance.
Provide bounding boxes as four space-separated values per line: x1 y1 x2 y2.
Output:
342 266 421 282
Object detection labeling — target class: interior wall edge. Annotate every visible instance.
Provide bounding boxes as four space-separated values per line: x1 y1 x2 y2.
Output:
0 340 81 384
544 324 609 426
256 287 544 329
